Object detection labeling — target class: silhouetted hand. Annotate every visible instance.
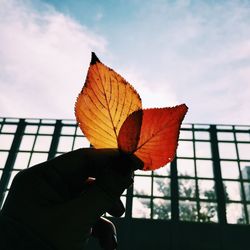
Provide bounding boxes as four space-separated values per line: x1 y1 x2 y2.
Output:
0 148 143 250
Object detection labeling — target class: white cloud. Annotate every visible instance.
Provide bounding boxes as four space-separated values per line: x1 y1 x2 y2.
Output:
113 0 250 124
1 0 250 125
115 66 179 108
0 0 106 119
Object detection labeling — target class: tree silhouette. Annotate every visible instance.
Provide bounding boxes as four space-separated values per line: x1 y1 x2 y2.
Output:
137 178 229 222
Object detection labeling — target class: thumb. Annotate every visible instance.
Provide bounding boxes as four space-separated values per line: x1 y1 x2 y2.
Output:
107 199 125 217
91 217 117 250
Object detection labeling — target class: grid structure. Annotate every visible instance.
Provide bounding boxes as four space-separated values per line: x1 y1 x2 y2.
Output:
132 124 250 224
0 118 250 225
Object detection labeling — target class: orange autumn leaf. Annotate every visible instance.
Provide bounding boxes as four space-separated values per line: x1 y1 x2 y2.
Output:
75 52 142 148
118 105 188 170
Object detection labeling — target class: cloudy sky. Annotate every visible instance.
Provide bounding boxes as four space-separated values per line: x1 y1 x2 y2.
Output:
1 0 250 125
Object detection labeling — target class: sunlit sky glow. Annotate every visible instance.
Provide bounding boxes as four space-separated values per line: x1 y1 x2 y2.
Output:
1 0 250 125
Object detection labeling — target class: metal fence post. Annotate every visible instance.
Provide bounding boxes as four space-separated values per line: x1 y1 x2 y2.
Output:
0 119 26 207
171 158 179 221
210 125 227 224
47 120 62 160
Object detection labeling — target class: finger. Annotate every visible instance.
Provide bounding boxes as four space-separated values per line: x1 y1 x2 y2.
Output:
51 148 143 178
41 148 121 195
47 183 118 240
47 148 114 178
107 199 125 218
84 178 125 218
115 152 144 173
92 217 117 250
43 148 143 196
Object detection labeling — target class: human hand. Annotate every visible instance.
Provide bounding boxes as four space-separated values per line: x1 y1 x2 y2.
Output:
1 148 143 250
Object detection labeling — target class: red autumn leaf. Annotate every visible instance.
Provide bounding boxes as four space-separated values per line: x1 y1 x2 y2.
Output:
118 104 188 170
117 109 142 153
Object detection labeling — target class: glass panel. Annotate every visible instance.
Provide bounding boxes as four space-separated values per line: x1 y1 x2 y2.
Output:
154 163 170 176
179 200 198 221
41 119 56 124
195 142 211 158
243 182 250 201
120 196 126 207
133 176 151 196
5 118 19 122
237 143 250 160
195 132 210 140
73 137 90 149
38 126 55 134
76 127 83 135
153 177 170 197
29 153 48 167
19 135 35 151
235 126 250 130
153 199 171 220
0 134 14 150
177 159 195 177
177 141 194 157
181 124 192 129
13 152 31 169
179 131 192 139
196 160 214 178
0 152 9 168
216 125 233 130
25 119 40 123
194 125 210 129
178 179 196 198
24 125 38 134
226 203 246 224
132 197 151 218
34 136 52 151
62 120 76 125
240 162 250 180
217 132 234 141
198 180 216 200
199 202 218 223
1 125 17 133
135 170 151 176
223 181 242 201
7 171 19 188
122 189 127 196
221 161 240 179
57 136 74 152
61 126 76 135
218 143 237 159
236 133 250 141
